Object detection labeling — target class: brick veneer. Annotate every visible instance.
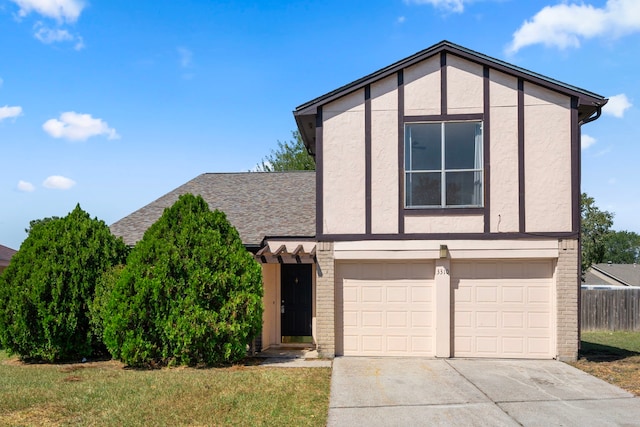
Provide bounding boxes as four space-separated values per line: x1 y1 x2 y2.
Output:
315 241 335 358
556 238 579 361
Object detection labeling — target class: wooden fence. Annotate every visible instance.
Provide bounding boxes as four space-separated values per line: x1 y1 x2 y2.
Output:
581 287 640 331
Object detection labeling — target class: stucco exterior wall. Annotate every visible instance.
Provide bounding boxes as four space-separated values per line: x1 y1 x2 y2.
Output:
404 215 484 234
489 70 520 233
261 263 279 349
322 90 366 235
446 55 483 115
371 75 399 234
404 57 440 116
524 83 572 232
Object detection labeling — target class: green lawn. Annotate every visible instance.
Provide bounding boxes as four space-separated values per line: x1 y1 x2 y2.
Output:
0 351 331 426
572 331 640 395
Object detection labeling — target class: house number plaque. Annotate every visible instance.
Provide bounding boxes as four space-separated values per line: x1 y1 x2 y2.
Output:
436 266 449 275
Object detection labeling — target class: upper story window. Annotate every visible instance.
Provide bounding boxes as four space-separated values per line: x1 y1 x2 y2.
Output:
405 121 483 208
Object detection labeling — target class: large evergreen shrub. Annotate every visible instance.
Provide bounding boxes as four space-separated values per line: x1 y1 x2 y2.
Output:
101 194 263 367
0 205 128 362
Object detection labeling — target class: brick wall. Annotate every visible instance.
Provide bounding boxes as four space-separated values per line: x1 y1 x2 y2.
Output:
315 241 335 358
556 238 579 361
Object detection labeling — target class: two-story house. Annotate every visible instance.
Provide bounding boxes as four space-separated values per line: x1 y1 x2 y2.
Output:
111 41 606 361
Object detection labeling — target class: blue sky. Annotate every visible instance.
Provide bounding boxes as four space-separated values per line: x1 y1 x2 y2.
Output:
0 0 638 250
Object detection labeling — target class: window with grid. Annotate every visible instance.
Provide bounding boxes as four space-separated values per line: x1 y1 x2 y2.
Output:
405 121 483 208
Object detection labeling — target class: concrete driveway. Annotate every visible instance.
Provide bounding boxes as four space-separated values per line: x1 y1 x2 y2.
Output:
328 358 640 426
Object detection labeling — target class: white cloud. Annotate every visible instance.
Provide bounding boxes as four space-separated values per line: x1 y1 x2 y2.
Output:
33 22 83 49
397 16 406 24
34 23 72 42
177 47 193 68
43 175 76 190
404 0 466 13
0 105 22 121
507 0 640 54
43 111 120 141
73 35 84 50
603 93 632 118
581 134 597 149
17 180 35 192
10 0 85 23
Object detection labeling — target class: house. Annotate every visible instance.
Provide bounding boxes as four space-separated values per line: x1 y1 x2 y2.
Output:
112 41 607 361
0 244 17 274
583 263 640 288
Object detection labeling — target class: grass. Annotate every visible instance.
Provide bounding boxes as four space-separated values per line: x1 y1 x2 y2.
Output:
0 351 331 426
571 331 640 396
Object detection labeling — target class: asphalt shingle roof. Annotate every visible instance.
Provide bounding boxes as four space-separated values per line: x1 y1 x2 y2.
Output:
591 263 640 287
0 244 17 268
110 172 316 247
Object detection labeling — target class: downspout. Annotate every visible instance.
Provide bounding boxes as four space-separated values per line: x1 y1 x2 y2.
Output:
576 101 605 352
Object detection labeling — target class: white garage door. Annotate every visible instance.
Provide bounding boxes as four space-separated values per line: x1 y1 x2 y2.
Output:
336 261 435 356
453 260 554 359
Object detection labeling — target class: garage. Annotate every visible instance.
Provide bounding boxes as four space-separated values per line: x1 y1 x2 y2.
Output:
335 257 556 359
452 260 555 359
336 261 435 356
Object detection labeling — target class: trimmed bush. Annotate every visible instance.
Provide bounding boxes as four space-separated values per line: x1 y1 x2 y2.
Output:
101 194 263 367
0 205 128 362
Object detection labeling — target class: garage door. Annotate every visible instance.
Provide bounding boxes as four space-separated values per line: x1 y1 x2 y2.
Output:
453 260 554 359
336 261 435 356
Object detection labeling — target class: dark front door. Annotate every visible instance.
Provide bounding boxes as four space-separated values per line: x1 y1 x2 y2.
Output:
281 264 312 339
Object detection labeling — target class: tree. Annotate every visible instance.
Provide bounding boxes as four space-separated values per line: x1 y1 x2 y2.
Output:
256 131 315 171
603 231 640 264
0 206 128 362
100 194 263 367
581 193 614 273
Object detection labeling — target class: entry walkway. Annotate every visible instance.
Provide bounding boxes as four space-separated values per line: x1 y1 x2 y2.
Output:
254 347 332 368
328 357 640 426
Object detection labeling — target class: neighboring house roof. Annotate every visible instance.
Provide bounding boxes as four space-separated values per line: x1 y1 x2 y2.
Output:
586 263 640 287
294 40 608 155
110 172 316 248
0 244 17 268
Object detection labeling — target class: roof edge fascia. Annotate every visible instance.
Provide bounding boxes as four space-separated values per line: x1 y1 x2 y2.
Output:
294 40 606 116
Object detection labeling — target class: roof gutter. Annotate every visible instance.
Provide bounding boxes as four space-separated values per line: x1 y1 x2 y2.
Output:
580 102 605 126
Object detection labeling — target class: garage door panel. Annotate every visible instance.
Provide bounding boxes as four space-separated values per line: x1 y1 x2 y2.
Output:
338 262 435 357
476 287 498 302
362 336 383 352
362 286 383 302
503 312 525 328
387 286 408 302
528 286 551 303
412 287 431 302
528 312 550 328
453 260 554 359
344 311 358 327
502 286 525 303
412 311 432 327
411 336 433 353
344 287 358 303
476 311 498 327
386 311 408 327
362 311 383 327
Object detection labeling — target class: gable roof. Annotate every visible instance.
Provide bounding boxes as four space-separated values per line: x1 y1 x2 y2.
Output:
110 172 316 248
589 263 640 287
0 244 17 268
294 40 607 155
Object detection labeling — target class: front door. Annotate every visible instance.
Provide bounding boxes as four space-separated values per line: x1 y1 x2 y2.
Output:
281 264 312 342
